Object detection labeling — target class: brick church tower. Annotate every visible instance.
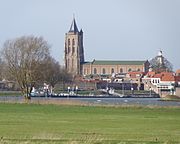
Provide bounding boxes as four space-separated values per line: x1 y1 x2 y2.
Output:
64 18 84 75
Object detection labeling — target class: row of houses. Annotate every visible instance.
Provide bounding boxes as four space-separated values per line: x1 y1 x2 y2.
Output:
142 70 180 97
136 70 179 96
80 69 180 97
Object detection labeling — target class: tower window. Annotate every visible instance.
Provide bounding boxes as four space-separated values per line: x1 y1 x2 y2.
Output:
68 39 70 46
72 47 75 54
68 47 70 54
72 39 75 54
68 39 71 53
94 68 97 74
67 59 70 70
65 46 67 54
72 39 75 46
102 68 106 74
65 59 68 69
111 68 114 74
120 68 123 73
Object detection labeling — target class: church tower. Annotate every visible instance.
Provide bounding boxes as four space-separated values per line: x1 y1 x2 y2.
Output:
64 17 84 75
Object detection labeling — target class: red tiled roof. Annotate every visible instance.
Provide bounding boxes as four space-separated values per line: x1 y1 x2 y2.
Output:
175 76 180 82
161 72 174 75
145 71 176 82
128 71 145 78
128 71 145 74
153 73 162 78
161 74 175 81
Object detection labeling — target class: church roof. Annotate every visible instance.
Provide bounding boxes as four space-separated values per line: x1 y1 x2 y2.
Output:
69 18 79 33
83 60 147 65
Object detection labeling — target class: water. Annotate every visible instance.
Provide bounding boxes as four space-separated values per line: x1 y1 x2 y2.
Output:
77 98 180 107
0 96 180 107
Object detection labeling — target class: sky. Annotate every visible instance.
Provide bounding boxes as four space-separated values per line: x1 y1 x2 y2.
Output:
0 0 180 70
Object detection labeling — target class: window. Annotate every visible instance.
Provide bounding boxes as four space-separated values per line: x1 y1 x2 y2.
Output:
72 39 75 54
120 68 123 73
68 47 70 53
68 39 70 46
68 39 71 53
128 68 132 72
137 68 140 71
72 47 75 54
102 68 106 74
67 59 70 68
111 68 114 74
72 39 75 46
65 46 67 54
94 68 97 74
65 59 68 68
84 69 86 75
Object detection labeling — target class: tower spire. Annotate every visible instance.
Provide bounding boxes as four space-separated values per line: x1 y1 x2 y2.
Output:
69 16 79 33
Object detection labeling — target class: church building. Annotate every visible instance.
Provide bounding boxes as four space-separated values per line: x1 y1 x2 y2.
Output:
65 18 149 77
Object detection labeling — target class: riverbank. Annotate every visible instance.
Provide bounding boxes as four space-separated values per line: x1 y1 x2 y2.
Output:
159 95 180 102
1 96 180 107
0 90 160 98
0 91 21 96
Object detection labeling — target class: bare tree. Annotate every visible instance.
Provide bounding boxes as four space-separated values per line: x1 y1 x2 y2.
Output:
0 58 3 80
150 55 173 73
1 36 50 99
37 56 62 88
59 67 73 90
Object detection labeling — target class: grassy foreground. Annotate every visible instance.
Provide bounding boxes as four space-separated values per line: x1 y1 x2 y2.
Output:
0 103 179 144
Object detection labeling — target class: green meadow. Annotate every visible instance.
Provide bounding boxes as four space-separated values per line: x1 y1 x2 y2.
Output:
0 103 179 144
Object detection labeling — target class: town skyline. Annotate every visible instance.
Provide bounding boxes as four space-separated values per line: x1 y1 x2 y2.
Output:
0 0 179 70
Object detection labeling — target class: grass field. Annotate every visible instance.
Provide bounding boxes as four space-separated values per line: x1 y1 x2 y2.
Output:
0 103 179 144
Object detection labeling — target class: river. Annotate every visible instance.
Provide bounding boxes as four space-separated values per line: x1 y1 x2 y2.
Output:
0 96 180 107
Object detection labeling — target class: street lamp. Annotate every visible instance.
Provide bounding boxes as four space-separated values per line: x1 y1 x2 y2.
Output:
75 86 78 95
67 86 70 99
68 86 70 93
131 80 134 95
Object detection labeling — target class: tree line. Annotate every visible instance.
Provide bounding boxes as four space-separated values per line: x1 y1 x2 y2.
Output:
0 35 72 99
